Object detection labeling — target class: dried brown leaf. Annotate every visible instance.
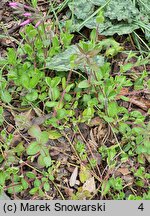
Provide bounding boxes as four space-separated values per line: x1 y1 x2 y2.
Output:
89 116 103 127
117 167 130 176
129 97 150 111
69 166 78 187
82 177 96 193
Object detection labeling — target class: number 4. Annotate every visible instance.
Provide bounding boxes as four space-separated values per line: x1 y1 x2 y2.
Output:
138 203 144 211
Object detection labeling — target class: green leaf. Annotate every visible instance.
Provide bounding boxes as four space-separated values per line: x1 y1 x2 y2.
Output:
43 156 52 167
31 0 37 8
48 130 62 140
0 171 5 186
51 77 61 88
101 23 139 35
103 115 114 123
46 45 104 71
56 109 67 119
28 29 37 38
105 0 139 22
96 10 105 24
14 142 25 156
44 182 50 191
101 180 110 196
7 184 23 194
90 0 106 5
29 187 39 195
107 102 118 117
38 155 46 168
64 94 72 101
45 77 52 87
62 77 66 90
65 84 74 93
24 44 33 56
29 76 40 88
7 48 16 65
120 96 130 101
26 141 41 155
61 32 74 48
68 0 94 20
120 63 133 73
34 179 41 187
82 107 95 120
1 91 12 103
79 165 91 183
26 91 38 101
45 101 58 108
38 131 49 144
49 87 60 101
78 80 90 88
21 74 30 89
21 179 29 190
28 125 41 138
26 172 36 179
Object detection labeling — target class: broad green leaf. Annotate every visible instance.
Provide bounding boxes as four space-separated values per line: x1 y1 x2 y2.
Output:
107 102 118 117
28 125 41 138
51 77 61 88
103 115 114 123
48 130 62 140
45 77 52 87
44 182 50 191
24 44 33 56
21 74 30 89
137 0 150 17
64 94 72 101
46 45 104 71
68 0 94 20
56 109 67 119
96 10 105 24
34 179 41 187
45 101 58 108
120 63 134 73
82 107 95 120
38 131 49 144
65 84 74 93
26 141 41 155
104 23 139 35
43 156 52 167
105 0 139 22
26 172 36 179
49 87 60 101
29 187 39 195
14 142 25 156
120 96 130 102
38 155 46 168
26 91 38 101
79 165 91 183
78 80 90 88
21 179 29 190
29 76 40 88
7 184 23 194
91 0 106 5
61 32 74 48
7 48 16 65
1 91 12 103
